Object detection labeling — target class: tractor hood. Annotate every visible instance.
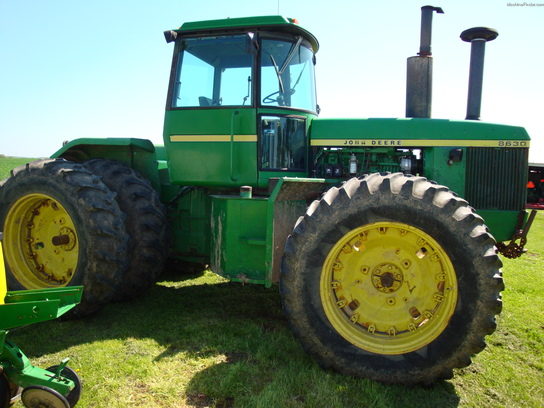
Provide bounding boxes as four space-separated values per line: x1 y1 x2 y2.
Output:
309 117 530 148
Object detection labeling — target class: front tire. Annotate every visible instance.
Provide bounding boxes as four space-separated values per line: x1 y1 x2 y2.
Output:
280 173 503 385
0 159 129 316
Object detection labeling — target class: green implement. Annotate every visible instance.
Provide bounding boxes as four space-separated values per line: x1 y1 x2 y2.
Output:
0 232 83 408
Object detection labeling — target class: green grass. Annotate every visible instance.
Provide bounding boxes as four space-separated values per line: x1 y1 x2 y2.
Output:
0 156 38 179
1 156 543 407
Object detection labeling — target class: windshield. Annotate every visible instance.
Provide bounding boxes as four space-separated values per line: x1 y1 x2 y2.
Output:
260 38 317 112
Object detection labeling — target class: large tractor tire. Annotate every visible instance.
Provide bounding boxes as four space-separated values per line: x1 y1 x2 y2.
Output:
0 158 129 317
280 172 504 385
82 159 168 301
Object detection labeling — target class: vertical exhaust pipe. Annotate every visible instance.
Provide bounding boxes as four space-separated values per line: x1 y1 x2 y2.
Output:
461 27 498 120
406 5 444 119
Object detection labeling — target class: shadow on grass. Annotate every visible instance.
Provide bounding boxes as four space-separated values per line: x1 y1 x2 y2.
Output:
8 268 287 364
8 269 461 408
184 356 460 408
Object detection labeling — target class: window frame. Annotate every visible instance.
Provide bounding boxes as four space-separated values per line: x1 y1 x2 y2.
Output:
166 32 258 110
258 114 308 173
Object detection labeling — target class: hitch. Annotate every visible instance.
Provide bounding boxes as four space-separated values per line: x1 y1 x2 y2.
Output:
497 210 537 259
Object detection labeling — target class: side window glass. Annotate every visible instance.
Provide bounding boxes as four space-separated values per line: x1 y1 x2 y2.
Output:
172 36 254 108
173 50 213 107
260 116 306 170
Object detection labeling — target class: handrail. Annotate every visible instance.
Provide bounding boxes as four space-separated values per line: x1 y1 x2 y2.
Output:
230 110 239 182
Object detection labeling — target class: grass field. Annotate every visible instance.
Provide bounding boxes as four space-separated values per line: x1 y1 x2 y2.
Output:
1 157 543 407
0 156 40 179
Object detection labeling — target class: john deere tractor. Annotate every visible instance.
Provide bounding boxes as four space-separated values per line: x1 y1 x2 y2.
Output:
0 7 533 385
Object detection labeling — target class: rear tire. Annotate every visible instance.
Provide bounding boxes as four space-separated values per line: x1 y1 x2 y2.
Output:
281 173 504 385
82 159 167 300
0 158 129 317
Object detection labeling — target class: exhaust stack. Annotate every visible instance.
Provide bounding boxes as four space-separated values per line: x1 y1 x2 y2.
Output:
461 27 498 120
406 5 444 119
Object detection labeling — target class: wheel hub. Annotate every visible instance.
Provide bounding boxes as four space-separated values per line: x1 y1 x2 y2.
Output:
372 263 403 293
320 221 458 355
4 194 79 287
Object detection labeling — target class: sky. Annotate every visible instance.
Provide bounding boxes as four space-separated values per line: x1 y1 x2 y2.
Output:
1 0 543 162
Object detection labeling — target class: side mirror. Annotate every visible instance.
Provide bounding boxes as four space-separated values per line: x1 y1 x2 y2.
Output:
164 30 178 43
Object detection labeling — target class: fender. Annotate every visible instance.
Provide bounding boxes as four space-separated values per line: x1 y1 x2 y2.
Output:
51 137 165 191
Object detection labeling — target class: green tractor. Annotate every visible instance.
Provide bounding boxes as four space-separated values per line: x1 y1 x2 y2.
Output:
0 8 533 385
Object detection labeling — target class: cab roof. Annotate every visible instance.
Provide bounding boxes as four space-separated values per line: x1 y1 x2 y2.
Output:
172 15 319 53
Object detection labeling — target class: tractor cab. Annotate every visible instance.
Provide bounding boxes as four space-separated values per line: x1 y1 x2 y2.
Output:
163 16 319 189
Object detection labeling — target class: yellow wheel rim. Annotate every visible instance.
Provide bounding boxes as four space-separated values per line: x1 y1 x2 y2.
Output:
321 221 457 355
3 194 79 287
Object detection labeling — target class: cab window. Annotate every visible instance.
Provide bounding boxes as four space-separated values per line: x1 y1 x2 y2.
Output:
172 35 254 108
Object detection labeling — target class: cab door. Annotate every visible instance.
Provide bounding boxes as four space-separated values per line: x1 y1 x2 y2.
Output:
164 34 258 187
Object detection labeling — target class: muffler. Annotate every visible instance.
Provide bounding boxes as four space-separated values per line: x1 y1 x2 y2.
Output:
406 5 444 119
461 27 499 120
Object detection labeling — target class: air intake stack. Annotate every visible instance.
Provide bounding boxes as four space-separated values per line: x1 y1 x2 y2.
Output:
406 5 444 119
461 27 499 120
